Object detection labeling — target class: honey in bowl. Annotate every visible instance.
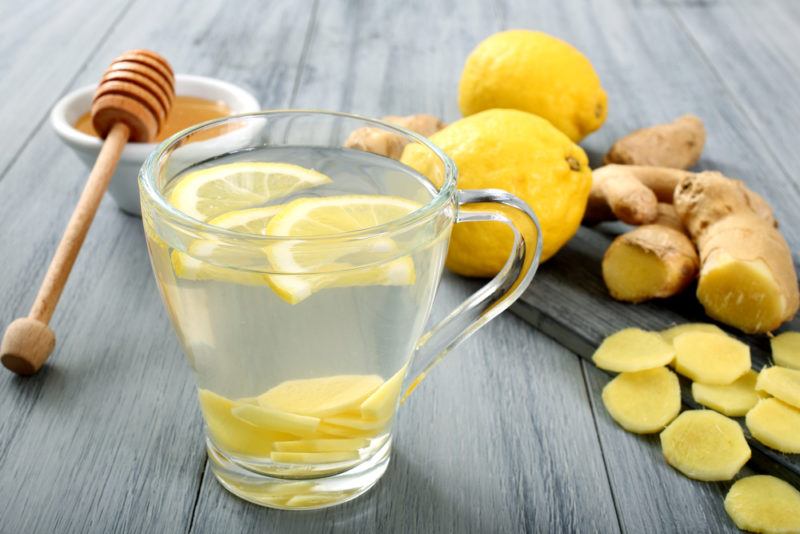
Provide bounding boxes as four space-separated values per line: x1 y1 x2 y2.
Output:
75 95 230 142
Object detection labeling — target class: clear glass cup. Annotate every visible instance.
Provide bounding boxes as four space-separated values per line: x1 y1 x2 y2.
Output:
139 110 542 510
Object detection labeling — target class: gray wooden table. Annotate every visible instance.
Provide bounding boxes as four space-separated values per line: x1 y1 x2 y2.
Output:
1 1 797 532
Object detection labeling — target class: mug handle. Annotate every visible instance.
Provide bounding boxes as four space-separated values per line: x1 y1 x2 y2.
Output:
403 188 544 400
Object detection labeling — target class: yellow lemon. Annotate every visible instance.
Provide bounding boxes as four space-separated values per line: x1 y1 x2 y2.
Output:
401 108 591 277
459 30 607 142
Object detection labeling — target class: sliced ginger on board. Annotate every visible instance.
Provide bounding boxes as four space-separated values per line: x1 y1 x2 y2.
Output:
755 366 800 409
601 367 681 434
673 331 750 385
660 410 750 481
724 475 800 534
691 370 760 417
258 375 383 417
771 331 800 370
661 322 725 346
746 398 800 454
592 328 675 372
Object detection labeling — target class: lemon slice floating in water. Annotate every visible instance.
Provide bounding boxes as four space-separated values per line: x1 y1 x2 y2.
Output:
264 195 420 304
167 162 332 221
171 206 282 285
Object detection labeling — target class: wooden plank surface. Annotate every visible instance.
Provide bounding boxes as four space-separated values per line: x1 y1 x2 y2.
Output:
507 0 800 490
0 1 314 532
189 0 619 531
0 0 134 178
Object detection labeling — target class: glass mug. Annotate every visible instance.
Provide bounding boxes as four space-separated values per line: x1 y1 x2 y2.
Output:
139 111 542 510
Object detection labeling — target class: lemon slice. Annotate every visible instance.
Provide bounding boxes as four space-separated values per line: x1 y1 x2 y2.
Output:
171 206 282 285
264 195 420 304
167 162 332 221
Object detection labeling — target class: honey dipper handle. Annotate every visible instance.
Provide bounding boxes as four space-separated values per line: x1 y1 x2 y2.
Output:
29 122 130 323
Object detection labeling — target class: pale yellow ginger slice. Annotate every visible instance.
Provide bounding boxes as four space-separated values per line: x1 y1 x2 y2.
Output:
660 410 751 481
324 415 391 431
197 389 294 456
756 366 800 409
285 492 354 508
661 323 725 345
601 367 681 433
258 375 383 417
691 370 760 417
592 328 675 372
673 331 751 385
746 398 800 453
316 422 378 438
270 450 359 464
273 438 369 453
360 365 407 420
771 331 800 370
232 404 320 437
724 475 800 534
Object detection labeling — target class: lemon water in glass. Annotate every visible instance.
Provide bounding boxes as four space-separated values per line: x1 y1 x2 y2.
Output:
140 111 541 510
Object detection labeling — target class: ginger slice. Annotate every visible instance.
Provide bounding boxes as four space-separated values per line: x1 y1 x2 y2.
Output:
272 438 369 453
724 475 800 534
756 366 800 409
270 450 360 464
660 410 750 481
592 328 675 372
661 323 724 345
360 365 407 420
673 331 751 385
691 370 759 417
231 404 320 437
771 331 800 370
257 375 383 418
746 398 800 453
601 367 680 433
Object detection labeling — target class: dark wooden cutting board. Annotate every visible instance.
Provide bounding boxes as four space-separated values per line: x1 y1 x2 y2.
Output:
512 223 800 487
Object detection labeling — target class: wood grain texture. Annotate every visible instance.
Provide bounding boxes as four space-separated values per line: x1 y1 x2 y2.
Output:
0 0 314 532
0 0 135 178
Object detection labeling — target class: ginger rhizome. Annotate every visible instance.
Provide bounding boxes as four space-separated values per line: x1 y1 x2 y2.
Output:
673 172 799 333
604 114 706 169
344 114 445 159
602 203 699 303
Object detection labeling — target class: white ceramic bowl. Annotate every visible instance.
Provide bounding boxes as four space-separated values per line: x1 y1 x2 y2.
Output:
51 74 260 215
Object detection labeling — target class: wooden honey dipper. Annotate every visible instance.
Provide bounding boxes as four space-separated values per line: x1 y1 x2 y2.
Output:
1 50 175 375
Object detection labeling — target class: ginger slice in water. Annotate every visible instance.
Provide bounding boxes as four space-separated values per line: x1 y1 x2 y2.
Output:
197 389 294 456
258 375 383 417
270 450 359 464
673 331 750 385
724 475 800 534
691 370 760 417
231 404 320 437
601 367 680 434
360 365 407 420
771 331 800 370
592 328 675 372
756 366 800 409
746 398 800 454
660 410 750 481
273 438 369 453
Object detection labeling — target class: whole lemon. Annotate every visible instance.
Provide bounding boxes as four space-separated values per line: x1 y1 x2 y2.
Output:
401 108 591 277
459 30 607 142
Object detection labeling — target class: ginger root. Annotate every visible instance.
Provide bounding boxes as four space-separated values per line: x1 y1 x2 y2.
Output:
584 165 692 225
602 204 699 302
674 172 799 333
344 114 445 159
604 114 706 169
